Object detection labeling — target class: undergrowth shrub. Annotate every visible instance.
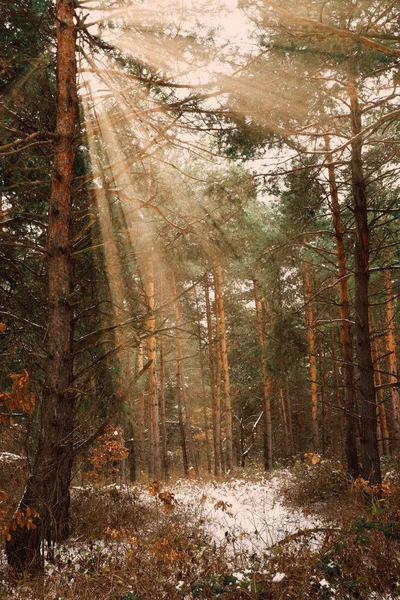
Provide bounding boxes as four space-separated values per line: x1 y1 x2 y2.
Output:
280 459 353 508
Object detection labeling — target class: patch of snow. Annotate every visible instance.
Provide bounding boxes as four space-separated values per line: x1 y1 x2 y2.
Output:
172 474 319 558
0 452 25 464
272 572 286 583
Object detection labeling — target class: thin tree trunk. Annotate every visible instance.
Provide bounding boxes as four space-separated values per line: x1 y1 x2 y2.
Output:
279 387 290 458
159 274 168 478
303 265 319 452
285 378 294 454
205 275 220 475
172 271 198 474
330 328 343 456
214 271 225 474
137 343 146 464
144 256 161 480
195 286 212 474
317 332 327 456
385 270 400 451
370 314 390 456
7 0 77 571
214 266 233 471
324 132 359 476
295 367 304 453
253 280 273 470
349 80 381 484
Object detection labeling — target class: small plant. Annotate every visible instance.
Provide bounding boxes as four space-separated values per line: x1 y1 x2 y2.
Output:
89 425 129 474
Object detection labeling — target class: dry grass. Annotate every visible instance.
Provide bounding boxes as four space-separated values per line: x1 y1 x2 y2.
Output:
1 460 400 599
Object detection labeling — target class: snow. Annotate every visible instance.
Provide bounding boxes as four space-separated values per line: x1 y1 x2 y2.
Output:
272 572 286 583
0 452 25 463
171 473 319 558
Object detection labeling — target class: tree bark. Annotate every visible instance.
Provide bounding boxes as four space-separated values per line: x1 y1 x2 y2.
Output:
144 256 161 480
195 285 212 474
324 132 359 476
253 280 273 470
303 265 319 452
214 266 233 470
370 313 390 456
205 275 220 475
7 0 77 571
385 269 400 451
349 80 381 484
213 271 225 473
137 343 146 465
172 271 198 474
158 274 168 478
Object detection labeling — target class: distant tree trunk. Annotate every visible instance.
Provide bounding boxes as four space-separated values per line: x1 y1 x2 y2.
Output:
330 328 344 456
349 80 381 484
279 387 290 458
6 0 77 571
137 343 146 464
370 314 390 456
214 266 233 470
172 271 198 474
125 346 136 482
214 271 225 473
253 280 273 470
285 378 294 454
195 286 212 474
317 332 327 456
144 256 161 480
205 275 220 475
324 132 359 476
303 265 319 452
295 367 304 453
385 270 400 451
158 274 168 478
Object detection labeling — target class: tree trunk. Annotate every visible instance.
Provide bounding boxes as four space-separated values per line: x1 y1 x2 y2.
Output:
330 328 344 457
214 266 233 470
324 132 359 476
144 256 161 480
303 265 319 452
195 285 212 474
172 271 198 474
253 280 273 470
214 272 225 473
205 275 220 475
137 343 146 465
385 270 400 451
159 274 168 478
349 80 381 484
370 314 390 456
7 0 77 571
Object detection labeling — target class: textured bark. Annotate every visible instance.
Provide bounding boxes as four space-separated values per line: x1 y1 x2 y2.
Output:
324 132 359 476
303 266 319 452
349 81 381 484
158 275 168 478
285 378 293 454
195 286 212 474
385 270 400 451
214 272 225 473
214 267 233 470
253 280 273 470
6 0 77 571
330 328 344 456
137 343 146 464
205 275 220 475
172 272 197 474
144 256 161 480
370 314 390 456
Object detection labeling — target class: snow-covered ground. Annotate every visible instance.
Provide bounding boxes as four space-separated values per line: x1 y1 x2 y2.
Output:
171 473 319 558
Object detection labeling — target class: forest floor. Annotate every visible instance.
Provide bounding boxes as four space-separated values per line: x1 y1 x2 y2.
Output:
1 458 400 599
